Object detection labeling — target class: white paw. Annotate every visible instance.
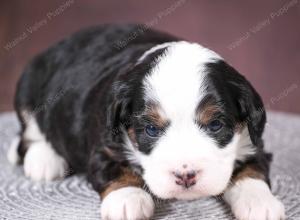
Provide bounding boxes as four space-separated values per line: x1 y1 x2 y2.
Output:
224 178 285 220
101 187 155 220
24 141 68 181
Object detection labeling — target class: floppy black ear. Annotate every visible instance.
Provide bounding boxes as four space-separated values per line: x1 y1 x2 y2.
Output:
226 70 266 147
206 60 266 147
106 60 150 140
236 80 266 147
106 81 133 140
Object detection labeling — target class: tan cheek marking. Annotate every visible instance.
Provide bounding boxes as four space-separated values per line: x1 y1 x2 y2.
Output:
127 127 138 147
235 122 246 133
100 168 143 199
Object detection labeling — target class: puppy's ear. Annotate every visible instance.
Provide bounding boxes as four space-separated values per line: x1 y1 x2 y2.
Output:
226 69 266 147
106 60 149 140
107 81 133 139
232 79 266 146
206 61 266 147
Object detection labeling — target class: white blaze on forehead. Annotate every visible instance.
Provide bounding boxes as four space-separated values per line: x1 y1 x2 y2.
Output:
143 41 222 119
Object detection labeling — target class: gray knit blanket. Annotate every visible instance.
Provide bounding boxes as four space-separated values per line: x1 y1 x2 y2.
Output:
0 112 299 220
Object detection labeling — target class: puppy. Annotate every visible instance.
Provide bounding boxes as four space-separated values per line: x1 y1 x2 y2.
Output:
8 24 285 220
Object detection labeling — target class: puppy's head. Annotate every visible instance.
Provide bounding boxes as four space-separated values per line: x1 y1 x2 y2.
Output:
109 41 266 200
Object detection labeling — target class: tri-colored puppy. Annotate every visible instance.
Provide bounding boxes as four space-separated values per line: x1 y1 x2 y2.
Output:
8 24 285 220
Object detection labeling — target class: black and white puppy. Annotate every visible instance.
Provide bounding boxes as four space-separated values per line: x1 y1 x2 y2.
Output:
8 24 285 220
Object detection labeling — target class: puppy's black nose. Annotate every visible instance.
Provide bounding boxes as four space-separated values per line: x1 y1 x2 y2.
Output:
173 170 197 188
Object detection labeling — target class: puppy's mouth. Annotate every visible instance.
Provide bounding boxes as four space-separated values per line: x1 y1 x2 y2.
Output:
145 182 211 201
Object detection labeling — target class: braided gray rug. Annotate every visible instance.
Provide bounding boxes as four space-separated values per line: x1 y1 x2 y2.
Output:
0 111 299 220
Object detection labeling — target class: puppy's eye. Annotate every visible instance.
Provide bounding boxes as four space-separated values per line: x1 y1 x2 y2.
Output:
145 124 160 137
207 120 223 132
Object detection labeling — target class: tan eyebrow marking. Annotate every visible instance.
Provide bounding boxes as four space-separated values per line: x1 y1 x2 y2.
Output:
144 103 169 128
197 96 221 125
199 105 221 124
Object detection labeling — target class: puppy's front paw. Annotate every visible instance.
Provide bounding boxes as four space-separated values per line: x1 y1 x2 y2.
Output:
24 142 68 181
101 187 154 220
224 178 285 220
